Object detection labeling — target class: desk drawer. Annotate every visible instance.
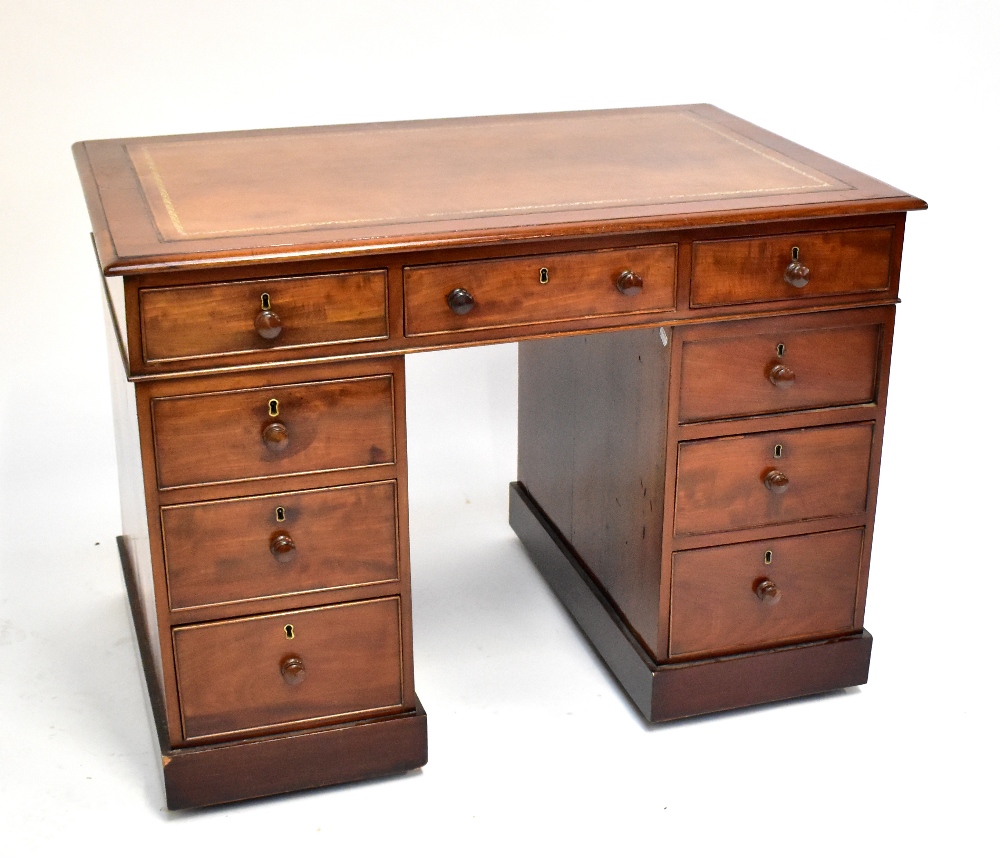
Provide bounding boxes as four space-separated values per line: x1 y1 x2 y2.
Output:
690 227 893 308
140 271 388 363
678 316 883 422
162 481 400 611
669 528 863 658
674 422 873 537
403 245 677 336
173 597 404 741
152 375 395 489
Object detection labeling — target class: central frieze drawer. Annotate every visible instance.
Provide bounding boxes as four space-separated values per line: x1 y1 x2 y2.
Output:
669 528 863 658
161 481 400 611
690 227 893 308
678 317 883 422
152 375 396 489
139 271 388 364
674 422 873 536
173 597 405 741
403 245 677 336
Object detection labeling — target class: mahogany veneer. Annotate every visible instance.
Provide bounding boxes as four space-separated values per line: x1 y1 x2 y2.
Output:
403 244 677 335
75 104 923 809
140 270 389 364
676 312 883 422
173 597 406 742
690 226 894 307
160 480 400 611
151 373 397 489
673 421 875 537
669 528 865 659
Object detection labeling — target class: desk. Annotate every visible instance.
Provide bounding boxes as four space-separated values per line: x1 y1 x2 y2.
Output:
74 105 925 809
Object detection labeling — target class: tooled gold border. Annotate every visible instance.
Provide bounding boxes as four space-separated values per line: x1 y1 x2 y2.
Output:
133 111 837 241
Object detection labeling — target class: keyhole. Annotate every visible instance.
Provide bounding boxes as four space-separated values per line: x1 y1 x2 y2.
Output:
776 343 786 357
764 550 773 565
791 246 800 262
275 506 285 523
261 292 271 310
539 267 549 284
284 624 294 640
268 398 280 417
774 444 783 459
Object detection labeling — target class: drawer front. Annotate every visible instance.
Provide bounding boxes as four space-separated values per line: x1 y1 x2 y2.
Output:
403 245 677 336
690 227 893 308
162 481 399 611
669 528 863 658
173 597 404 741
674 422 873 536
678 318 882 422
140 271 388 363
152 375 395 489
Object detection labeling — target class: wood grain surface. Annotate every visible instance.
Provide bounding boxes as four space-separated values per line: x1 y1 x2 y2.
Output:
404 245 676 335
690 227 894 307
674 422 874 536
151 374 395 489
161 480 400 611
173 597 405 741
677 313 883 422
140 270 388 363
518 326 670 652
669 528 864 658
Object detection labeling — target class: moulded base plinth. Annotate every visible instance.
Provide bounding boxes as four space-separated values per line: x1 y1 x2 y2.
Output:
117 537 428 810
508 483 873 722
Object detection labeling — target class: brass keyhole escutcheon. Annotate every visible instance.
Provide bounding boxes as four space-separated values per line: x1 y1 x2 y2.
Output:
275 506 286 523
784 246 810 288
776 343 786 357
774 444 783 459
255 293 283 340
268 399 280 418
764 550 773 565
284 624 294 640
539 267 549 284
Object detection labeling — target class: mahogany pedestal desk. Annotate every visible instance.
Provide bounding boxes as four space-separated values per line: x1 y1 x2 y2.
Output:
74 105 925 809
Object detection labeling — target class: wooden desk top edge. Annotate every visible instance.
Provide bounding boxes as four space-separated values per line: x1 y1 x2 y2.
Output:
74 104 926 277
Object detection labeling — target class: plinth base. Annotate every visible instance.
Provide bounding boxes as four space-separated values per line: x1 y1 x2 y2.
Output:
508 483 873 722
117 537 428 810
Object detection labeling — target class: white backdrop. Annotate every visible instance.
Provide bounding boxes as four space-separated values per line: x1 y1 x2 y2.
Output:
2 1 997 852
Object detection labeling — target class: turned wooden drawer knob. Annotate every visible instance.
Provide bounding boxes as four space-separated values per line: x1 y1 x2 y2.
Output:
616 270 643 296
270 533 297 563
280 656 305 686
447 288 476 315
763 469 789 493
261 420 289 451
255 309 283 340
755 578 782 604
784 248 811 288
769 363 796 388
